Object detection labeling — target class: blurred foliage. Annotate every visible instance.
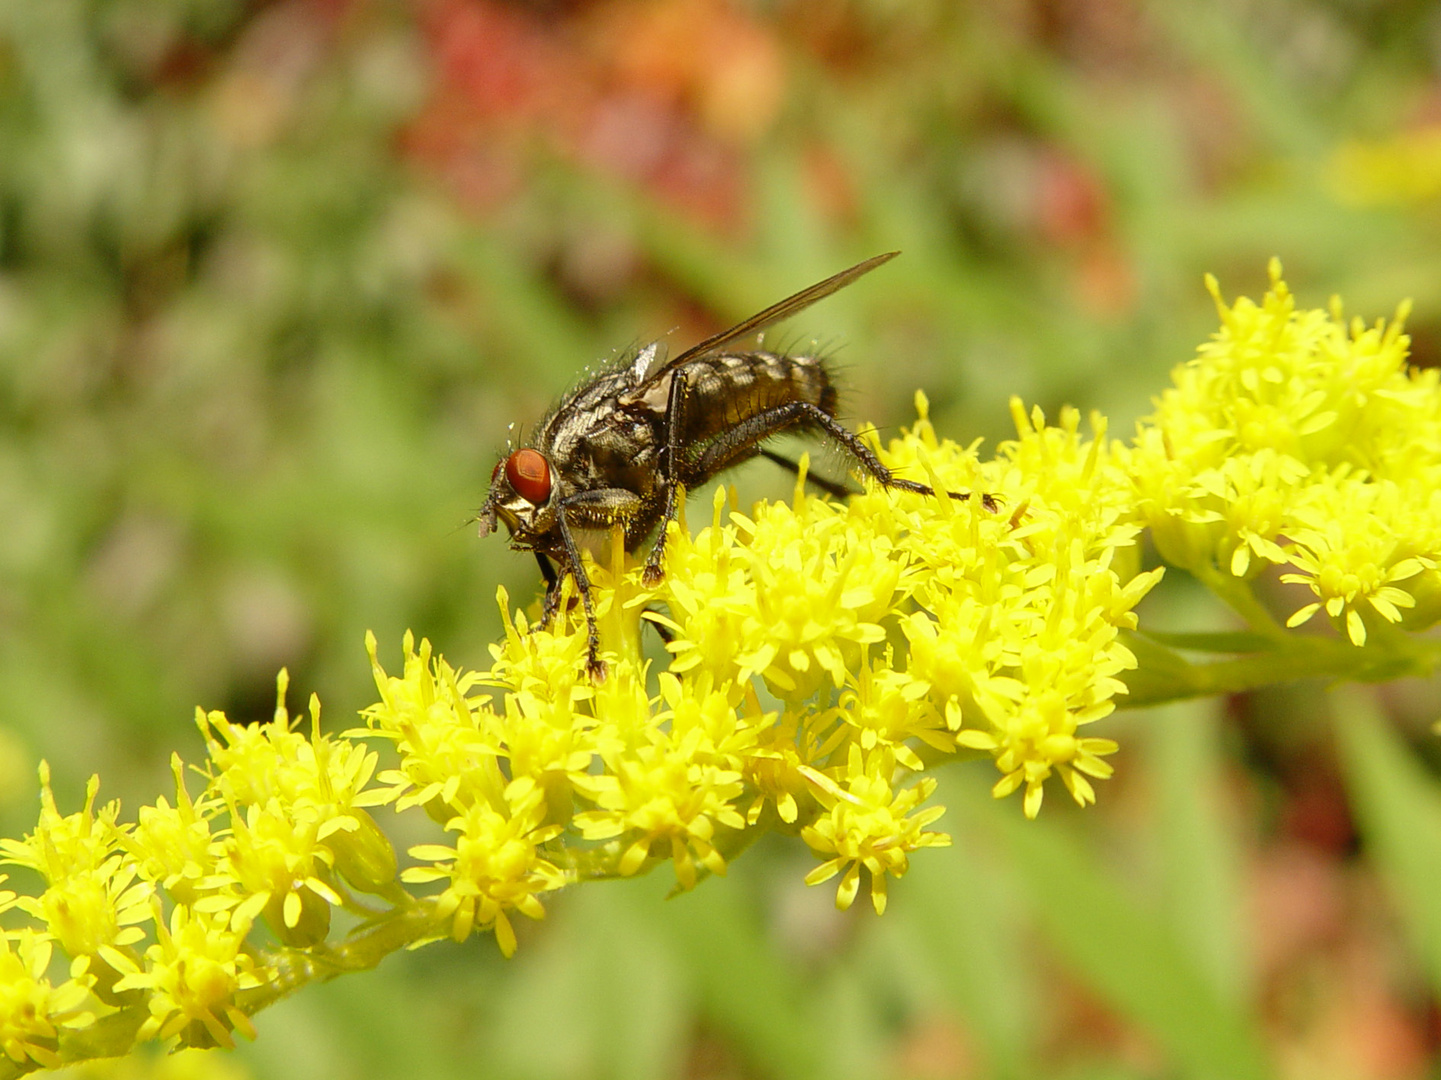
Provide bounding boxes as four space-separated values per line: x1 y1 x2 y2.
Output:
4 0 1441 1077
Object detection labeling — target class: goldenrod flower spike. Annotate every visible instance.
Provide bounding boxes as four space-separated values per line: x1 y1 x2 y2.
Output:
2 264 1440 1070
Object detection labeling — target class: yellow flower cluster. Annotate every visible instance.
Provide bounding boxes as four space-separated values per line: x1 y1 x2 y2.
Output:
657 396 1160 839
355 391 1159 924
1125 259 1440 647
2 262 1436 1069
360 628 569 956
0 681 402 1068
0 398 1162 1069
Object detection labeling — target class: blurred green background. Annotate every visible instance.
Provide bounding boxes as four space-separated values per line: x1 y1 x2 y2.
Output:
9 1 1441 1077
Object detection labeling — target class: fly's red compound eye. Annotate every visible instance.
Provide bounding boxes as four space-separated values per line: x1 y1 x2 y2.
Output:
505 448 552 505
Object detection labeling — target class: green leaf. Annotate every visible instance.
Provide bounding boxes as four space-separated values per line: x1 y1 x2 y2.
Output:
1150 700 1249 1003
1334 688 1441 994
662 873 826 1080
895 778 1040 1078
482 879 688 1080
962 784 1273 1080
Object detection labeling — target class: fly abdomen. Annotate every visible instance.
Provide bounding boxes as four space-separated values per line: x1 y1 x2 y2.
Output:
678 350 837 448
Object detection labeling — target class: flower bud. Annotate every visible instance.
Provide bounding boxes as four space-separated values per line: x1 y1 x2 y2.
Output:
264 884 331 948
326 810 397 895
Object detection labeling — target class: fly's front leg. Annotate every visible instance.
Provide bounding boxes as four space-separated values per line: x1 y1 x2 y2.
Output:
693 402 1000 512
642 369 690 587
555 488 643 680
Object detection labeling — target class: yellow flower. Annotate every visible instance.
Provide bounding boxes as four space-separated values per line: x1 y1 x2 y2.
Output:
1127 259 1441 643
0 768 153 965
195 677 397 945
651 492 753 681
662 484 897 702
110 905 270 1050
835 649 950 772
573 672 763 891
1281 476 1429 645
800 746 950 915
213 800 342 948
123 756 220 909
403 784 566 957
740 708 820 827
875 396 1160 816
359 631 508 821
0 930 94 1070
199 675 388 852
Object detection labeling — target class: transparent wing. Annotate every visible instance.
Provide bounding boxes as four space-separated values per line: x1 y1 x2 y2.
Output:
643 251 899 380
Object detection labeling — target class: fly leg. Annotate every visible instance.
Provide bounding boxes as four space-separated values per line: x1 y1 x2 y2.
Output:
691 402 1000 512
634 370 868 585
757 448 855 499
641 368 692 587
554 488 643 679
535 552 564 630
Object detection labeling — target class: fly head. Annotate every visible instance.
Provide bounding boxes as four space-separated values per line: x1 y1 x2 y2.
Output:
478 447 561 553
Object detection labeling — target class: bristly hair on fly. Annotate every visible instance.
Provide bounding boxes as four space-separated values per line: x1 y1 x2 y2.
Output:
476 252 998 680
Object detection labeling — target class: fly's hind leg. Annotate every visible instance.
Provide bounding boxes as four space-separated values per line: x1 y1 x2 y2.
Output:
692 402 999 512
758 448 855 499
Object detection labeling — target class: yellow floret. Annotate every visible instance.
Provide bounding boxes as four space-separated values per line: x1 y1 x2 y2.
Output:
1128 259 1441 644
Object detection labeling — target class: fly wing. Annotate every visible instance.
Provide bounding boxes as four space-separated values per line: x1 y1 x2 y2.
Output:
642 251 899 382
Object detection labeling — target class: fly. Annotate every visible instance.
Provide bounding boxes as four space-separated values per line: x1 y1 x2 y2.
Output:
477 251 995 678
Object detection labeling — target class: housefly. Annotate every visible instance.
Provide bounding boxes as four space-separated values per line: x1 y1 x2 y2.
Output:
477 252 994 678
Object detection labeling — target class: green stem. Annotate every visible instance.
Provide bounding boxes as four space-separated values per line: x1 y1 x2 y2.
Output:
239 898 442 1014
1190 563 1290 642
1120 628 1441 708
0 1011 150 1078
20 902 445 1075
